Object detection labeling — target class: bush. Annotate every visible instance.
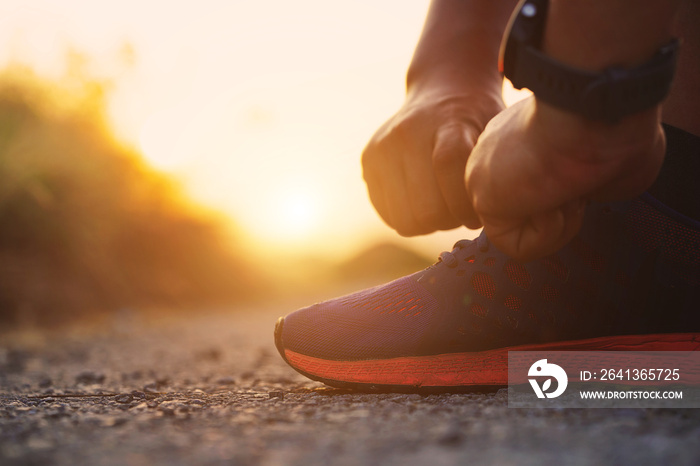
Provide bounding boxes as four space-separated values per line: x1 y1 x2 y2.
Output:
0 67 261 326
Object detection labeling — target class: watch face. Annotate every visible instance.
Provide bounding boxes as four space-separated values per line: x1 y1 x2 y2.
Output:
499 0 549 88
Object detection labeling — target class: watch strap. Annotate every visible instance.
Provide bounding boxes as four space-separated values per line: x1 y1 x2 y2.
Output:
513 39 680 122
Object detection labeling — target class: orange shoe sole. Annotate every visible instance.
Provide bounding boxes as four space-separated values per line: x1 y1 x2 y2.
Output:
276 319 700 392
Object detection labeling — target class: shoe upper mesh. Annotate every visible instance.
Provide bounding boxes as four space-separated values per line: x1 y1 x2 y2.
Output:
504 260 532 289
280 195 700 361
471 272 495 299
628 199 700 285
282 274 440 360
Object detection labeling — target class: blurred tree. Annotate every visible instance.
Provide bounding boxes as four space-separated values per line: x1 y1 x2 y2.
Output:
0 66 261 326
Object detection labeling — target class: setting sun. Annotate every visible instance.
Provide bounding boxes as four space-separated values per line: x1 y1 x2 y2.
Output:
264 187 323 241
280 191 320 235
0 0 534 262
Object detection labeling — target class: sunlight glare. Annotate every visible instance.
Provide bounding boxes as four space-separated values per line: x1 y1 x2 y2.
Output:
0 0 438 259
503 79 532 106
280 191 319 237
246 185 327 250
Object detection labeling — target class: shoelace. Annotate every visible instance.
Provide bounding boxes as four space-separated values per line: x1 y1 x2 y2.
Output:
437 234 490 268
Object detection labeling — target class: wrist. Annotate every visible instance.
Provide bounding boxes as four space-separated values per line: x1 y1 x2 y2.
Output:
531 98 665 199
406 68 504 108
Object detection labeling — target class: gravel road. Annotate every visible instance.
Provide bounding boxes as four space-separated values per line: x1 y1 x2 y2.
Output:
2 304 699 466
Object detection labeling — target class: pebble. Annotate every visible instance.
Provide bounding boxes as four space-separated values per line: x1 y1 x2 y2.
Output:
143 383 160 393
131 402 149 411
115 394 133 404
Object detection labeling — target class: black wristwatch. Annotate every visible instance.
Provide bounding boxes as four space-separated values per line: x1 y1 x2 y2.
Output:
499 0 680 122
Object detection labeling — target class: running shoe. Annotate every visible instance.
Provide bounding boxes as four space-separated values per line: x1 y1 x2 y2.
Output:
275 194 700 391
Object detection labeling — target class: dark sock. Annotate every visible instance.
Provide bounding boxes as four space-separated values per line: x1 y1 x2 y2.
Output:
648 124 700 220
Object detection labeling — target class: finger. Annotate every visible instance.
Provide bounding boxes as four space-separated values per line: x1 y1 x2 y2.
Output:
362 143 423 235
401 142 459 235
362 144 392 226
433 123 482 229
383 165 425 236
486 198 586 261
364 171 392 227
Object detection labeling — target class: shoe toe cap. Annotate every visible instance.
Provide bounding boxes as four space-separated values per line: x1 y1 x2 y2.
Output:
276 274 439 361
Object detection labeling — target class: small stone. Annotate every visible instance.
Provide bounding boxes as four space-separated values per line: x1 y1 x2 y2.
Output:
143 383 159 393
155 377 170 387
269 391 285 400
158 400 189 416
115 394 133 404
131 402 149 411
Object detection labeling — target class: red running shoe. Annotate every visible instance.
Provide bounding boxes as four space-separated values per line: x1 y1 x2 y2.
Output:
275 194 700 391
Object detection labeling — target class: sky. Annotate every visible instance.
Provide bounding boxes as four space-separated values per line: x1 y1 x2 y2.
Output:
0 0 529 261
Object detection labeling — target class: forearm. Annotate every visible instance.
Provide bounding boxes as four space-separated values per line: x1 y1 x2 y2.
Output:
544 0 679 71
406 0 518 100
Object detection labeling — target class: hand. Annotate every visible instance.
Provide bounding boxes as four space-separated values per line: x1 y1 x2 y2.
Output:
362 92 504 236
465 97 665 261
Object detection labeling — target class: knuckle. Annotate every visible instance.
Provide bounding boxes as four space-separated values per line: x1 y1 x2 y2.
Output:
388 119 415 143
362 124 413 168
379 110 421 148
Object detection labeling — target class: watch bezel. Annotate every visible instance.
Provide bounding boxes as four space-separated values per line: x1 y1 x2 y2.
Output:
499 0 549 87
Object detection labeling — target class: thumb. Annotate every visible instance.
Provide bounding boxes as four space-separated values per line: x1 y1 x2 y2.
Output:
487 198 587 261
432 123 482 229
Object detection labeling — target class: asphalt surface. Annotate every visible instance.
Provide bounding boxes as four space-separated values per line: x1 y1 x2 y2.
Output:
1 304 699 466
